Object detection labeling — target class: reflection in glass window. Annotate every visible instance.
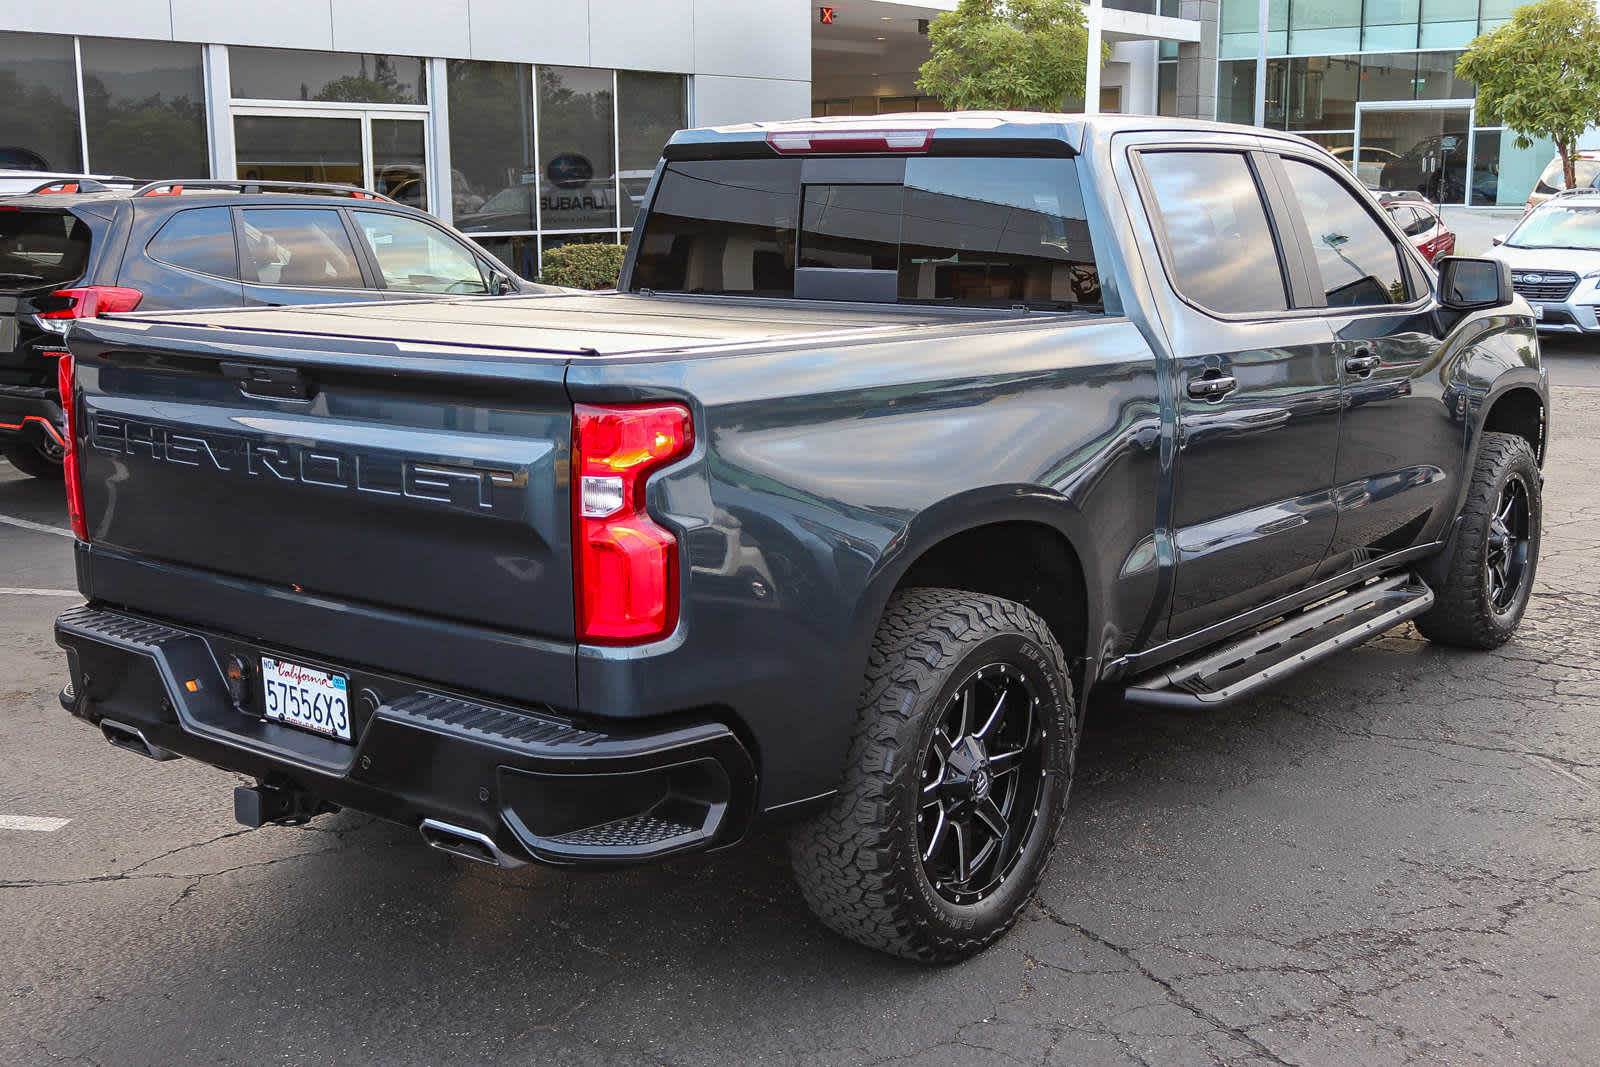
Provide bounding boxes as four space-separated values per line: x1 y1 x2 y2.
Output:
472 235 538 281
800 185 902 270
631 159 799 296
1363 0 1419 50
536 66 616 232
1358 54 1419 102
898 157 1100 308
235 114 363 187
617 72 686 229
1281 159 1408 307
354 211 485 293
1415 51 1472 100
1419 0 1478 49
372 118 426 210
1285 55 1357 131
1218 60 1257 125
0 32 80 173
238 208 364 288
448 61 535 232
1288 0 1360 55
0 210 92 289
1141 152 1287 314
80 38 207 180
148 208 237 278
230 48 426 104
1505 204 1600 250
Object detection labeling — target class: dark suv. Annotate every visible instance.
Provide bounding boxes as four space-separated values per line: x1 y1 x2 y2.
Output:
0 179 537 478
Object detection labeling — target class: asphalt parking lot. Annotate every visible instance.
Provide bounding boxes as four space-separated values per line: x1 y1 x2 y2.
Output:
1 345 1597 1067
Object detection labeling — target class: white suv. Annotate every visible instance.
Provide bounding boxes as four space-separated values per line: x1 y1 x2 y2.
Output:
1486 191 1600 335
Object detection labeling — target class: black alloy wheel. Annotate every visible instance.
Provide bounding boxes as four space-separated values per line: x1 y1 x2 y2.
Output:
917 663 1045 906
1485 474 1531 614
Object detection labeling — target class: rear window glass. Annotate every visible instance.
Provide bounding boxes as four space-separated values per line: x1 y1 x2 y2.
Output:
0 210 91 290
148 207 238 279
631 156 1102 310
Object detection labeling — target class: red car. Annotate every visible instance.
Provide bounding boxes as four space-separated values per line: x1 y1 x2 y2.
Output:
1382 195 1456 264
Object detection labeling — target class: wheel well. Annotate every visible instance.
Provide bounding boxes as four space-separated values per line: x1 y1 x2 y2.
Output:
1482 388 1545 464
895 521 1088 690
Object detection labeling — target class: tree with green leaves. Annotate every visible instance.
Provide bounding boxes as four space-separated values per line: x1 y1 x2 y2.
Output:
1456 0 1600 189
916 0 1109 112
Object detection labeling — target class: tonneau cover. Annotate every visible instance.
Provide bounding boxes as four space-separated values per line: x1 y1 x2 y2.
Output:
108 291 1013 357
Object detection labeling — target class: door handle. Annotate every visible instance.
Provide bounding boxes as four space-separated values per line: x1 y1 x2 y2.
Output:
1345 350 1381 377
1187 372 1237 400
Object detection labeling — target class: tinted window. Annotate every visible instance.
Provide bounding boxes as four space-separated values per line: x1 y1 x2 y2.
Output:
0 210 91 290
632 156 1103 309
147 208 237 278
1281 159 1408 307
239 209 364 288
353 211 487 293
1141 151 1287 314
631 159 799 297
1403 207 1436 237
80 38 208 180
230 48 426 104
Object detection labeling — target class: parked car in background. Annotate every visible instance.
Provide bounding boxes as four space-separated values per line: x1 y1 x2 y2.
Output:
1524 151 1600 213
1331 145 1401 188
1379 134 1498 204
1485 189 1600 334
1 179 546 479
1381 195 1455 264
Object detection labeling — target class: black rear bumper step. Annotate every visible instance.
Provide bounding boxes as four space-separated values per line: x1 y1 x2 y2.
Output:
1123 574 1434 710
55 605 757 866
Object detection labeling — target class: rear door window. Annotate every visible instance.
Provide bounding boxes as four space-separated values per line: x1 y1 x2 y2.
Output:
1280 158 1409 307
238 208 365 288
0 210 92 290
632 159 799 297
1139 150 1288 315
351 211 488 293
147 207 238 278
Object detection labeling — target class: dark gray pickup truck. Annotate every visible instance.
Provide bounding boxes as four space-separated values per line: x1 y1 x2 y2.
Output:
53 114 1548 961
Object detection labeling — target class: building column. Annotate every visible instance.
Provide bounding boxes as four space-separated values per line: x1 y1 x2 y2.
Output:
202 45 234 180
1175 0 1219 120
1084 0 1103 114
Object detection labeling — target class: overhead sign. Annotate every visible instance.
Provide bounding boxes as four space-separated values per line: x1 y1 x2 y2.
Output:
819 7 836 24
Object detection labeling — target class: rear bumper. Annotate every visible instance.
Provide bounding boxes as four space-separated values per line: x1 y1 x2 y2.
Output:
0 383 64 446
55 604 757 866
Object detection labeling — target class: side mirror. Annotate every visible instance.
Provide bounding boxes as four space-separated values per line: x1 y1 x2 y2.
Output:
1491 234 1505 246
1437 256 1514 310
493 274 519 296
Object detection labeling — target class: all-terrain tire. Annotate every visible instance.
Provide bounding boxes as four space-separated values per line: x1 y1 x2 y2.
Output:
2 441 63 480
788 588 1076 963
1416 432 1541 649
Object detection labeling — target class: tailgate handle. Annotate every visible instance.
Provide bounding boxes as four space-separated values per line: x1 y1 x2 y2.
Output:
220 361 315 401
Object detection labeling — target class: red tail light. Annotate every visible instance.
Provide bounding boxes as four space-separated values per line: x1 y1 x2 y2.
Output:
38 286 143 320
53 351 88 541
572 403 694 645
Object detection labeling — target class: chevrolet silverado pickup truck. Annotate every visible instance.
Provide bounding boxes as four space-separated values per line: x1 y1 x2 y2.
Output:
52 114 1548 962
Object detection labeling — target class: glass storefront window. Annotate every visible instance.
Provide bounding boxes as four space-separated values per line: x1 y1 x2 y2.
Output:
372 118 426 210
1286 55 1358 131
1158 62 1177 117
1364 0 1420 50
1473 127 1553 207
1289 0 1360 55
0 32 81 173
536 66 616 233
1358 54 1420 102
80 38 207 180
1220 0 1260 59
1415 51 1472 100
230 48 426 104
447 61 535 233
1419 0 1478 49
473 235 538 281
1264 58 1290 128
235 114 363 186
1218 59 1257 126
616 71 686 229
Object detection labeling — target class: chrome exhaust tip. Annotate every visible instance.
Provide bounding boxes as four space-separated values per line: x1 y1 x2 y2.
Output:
99 718 179 761
419 818 526 868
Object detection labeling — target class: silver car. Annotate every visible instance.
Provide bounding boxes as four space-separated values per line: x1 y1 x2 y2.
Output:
1486 190 1600 334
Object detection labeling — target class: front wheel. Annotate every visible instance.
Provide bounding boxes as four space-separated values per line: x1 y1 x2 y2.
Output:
789 588 1076 962
1417 431 1541 649
2 440 64 480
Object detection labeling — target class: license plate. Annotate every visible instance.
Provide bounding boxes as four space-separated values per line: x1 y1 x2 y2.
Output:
1531 303 1544 320
261 657 352 741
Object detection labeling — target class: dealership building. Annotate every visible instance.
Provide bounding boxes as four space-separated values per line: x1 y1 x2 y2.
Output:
0 0 1557 278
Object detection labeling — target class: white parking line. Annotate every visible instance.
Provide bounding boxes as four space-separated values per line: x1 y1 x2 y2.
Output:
0 513 73 539
0 588 81 597
0 815 71 832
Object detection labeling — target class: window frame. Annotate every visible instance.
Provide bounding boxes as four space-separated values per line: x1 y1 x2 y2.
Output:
1129 144 1313 320
144 206 241 281
1262 148 1435 313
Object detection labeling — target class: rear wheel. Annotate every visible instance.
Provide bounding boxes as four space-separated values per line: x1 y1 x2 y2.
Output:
2 440 63 480
1417 432 1541 649
788 588 1075 962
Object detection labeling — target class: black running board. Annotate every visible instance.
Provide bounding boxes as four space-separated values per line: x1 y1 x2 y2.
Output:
1123 574 1434 710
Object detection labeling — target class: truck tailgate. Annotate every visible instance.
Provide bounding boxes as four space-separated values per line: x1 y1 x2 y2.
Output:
67 317 576 697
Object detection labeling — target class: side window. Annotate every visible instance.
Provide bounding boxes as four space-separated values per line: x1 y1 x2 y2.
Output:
1405 209 1437 238
352 211 489 294
1140 151 1288 315
147 207 237 279
238 208 364 288
1280 159 1409 307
